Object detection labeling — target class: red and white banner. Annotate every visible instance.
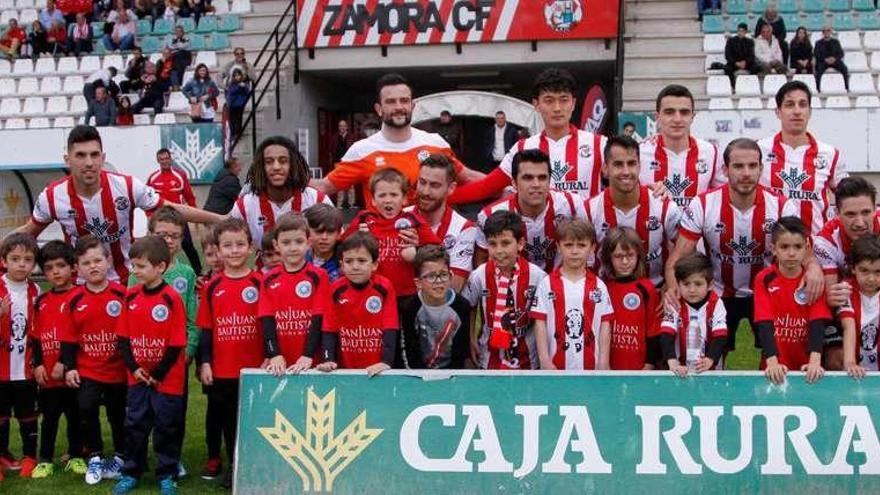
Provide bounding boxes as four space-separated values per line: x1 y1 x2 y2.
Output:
296 0 620 48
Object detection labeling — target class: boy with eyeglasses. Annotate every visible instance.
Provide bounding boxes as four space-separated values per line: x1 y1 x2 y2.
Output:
399 245 472 369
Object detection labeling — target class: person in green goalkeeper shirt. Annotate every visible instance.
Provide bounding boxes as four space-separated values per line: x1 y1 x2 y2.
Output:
127 206 198 480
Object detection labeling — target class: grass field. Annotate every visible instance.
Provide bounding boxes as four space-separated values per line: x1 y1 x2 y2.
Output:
3 322 760 493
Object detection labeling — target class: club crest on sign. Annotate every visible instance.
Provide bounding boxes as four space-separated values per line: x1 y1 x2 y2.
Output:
544 0 583 32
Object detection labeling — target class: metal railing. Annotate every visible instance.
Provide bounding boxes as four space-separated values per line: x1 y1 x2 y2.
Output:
613 0 626 131
231 0 299 155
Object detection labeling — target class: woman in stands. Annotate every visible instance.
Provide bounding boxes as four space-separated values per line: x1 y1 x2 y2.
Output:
790 27 813 74
182 63 220 123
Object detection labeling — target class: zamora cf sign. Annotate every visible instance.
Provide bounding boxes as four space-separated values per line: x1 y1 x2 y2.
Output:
235 371 880 494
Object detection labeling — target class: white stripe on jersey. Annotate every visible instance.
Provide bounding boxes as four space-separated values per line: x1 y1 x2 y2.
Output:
661 298 728 366
638 135 726 208
229 188 332 248
681 186 796 297
532 275 613 370
404 206 476 276
840 292 880 372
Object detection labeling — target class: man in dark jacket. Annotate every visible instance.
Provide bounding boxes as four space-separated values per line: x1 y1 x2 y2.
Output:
120 46 146 93
754 5 788 64
814 26 849 91
484 110 518 171
328 119 358 207
203 157 243 215
725 23 759 85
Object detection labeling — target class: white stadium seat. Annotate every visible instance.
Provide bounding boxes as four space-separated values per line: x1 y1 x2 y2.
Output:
4 118 26 129
0 98 21 116
16 77 38 96
0 0 13 9
133 114 151 125
766 98 777 109
194 51 218 68
735 75 761 96
166 92 188 112
865 31 880 50
22 96 44 115
63 76 84 95
0 10 15 26
846 51 869 72
57 57 78 74
182 70 194 88
0 79 15 97
79 56 101 74
46 96 68 113
13 59 33 75
708 97 734 110
871 53 880 71
103 54 124 71
230 0 250 13
34 57 55 74
703 34 725 53
69 95 87 113
213 0 228 14
811 96 823 108
153 113 176 124
793 74 818 94
705 54 726 72
39 76 61 95
855 96 880 108
825 96 851 108
53 116 75 127
16 0 35 7
820 73 847 95
838 31 861 51
706 75 732 96
18 8 36 24
0 59 10 75
762 74 787 96
849 73 876 95
737 97 763 109
28 117 50 129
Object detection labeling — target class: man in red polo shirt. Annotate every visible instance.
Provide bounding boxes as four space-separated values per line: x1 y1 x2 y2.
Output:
146 148 202 274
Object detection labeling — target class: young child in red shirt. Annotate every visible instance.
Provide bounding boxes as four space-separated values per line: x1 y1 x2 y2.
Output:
114 236 188 494
29 241 85 478
316 232 399 376
661 252 728 377
197 218 263 489
599 227 662 370
342 168 440 298
0 233 40 479
60 236 127 485
839 234 880 379
260 213 329 375
754 216 831 385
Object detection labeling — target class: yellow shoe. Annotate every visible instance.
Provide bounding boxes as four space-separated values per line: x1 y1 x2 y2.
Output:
31 462 55 479
64 457 88 475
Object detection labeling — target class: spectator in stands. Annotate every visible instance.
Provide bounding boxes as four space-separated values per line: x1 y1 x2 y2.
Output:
105 0 136 23
790 26 813 75
157 48 175 87
436 110 464 157
484 110 518 170
132 61 166 114
698 0 720 17
221 48 255 87
724 22 758 84
121 46 147 93
755 23 788 76
166 25 192 90
27 20 49 60
116 96 134 126
46 20 68 56
84 66 119 102
183 63 219 123
103 9 136 51
622 121 636 137
0 19 27 61
39 0 66 30
134 0 163 22
163 0 180 21
225 69 251 141
815 26 849 91
754 5 788 64
178 0 206 24
203 157 243 215
86 86 118 127
67 12 93 56
57 0 93 25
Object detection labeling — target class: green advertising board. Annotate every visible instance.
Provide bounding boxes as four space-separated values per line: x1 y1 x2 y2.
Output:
160 123 225 184
235 370 880 494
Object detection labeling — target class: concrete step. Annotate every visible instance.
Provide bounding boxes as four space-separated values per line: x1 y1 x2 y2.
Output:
624 0 697 16
626 18 701 35
250 0 293 14
241 13 288 32
625 10 697 21
624 36 702 54
624 53 704 76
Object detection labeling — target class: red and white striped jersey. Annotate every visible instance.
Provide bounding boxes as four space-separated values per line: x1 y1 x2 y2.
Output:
531 270 613 370
585 185 681 286
31 171 163 281
660 293 728 368
462 259 547 370
680 185 797 297
757 132 846 235
498 125 606 199
838 286 880 372
0 274 40 381
812 213 880 277
475 190 586 272
639 134 726 208
405 205 476 277
229 188 332 248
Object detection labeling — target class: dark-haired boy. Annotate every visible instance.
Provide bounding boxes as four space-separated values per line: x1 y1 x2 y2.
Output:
304 203 343 282
316 232 399 376
113 236 187 495
0 233 41 478
399 246 471 369
838 234 880 379
260 229 282 272
30 241 85 478
464 211 547 370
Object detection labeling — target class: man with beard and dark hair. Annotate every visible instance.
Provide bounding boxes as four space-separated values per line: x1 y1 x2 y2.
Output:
404 154 477 291
311 73 485 210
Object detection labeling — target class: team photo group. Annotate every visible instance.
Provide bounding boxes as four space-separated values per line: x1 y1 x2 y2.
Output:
0 67 877 493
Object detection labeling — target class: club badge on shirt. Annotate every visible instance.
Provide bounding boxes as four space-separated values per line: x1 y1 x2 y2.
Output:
241 286 259 304
106 300 122 317
295 281 312 298
152 304 169 322
366 295 382 314
623 292 640 310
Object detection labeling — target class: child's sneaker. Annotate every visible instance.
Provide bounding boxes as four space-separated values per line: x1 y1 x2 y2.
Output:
19 457 38 477
30 462 55 479
102 455 124 480
201 458 221 480
177 461 187 479
0 453 20 471
85 455 103 485
64 457 88 475
159 476 178 495
112 474 139 495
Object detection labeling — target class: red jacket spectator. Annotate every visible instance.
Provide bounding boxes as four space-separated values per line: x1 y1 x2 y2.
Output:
57 0 92 15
